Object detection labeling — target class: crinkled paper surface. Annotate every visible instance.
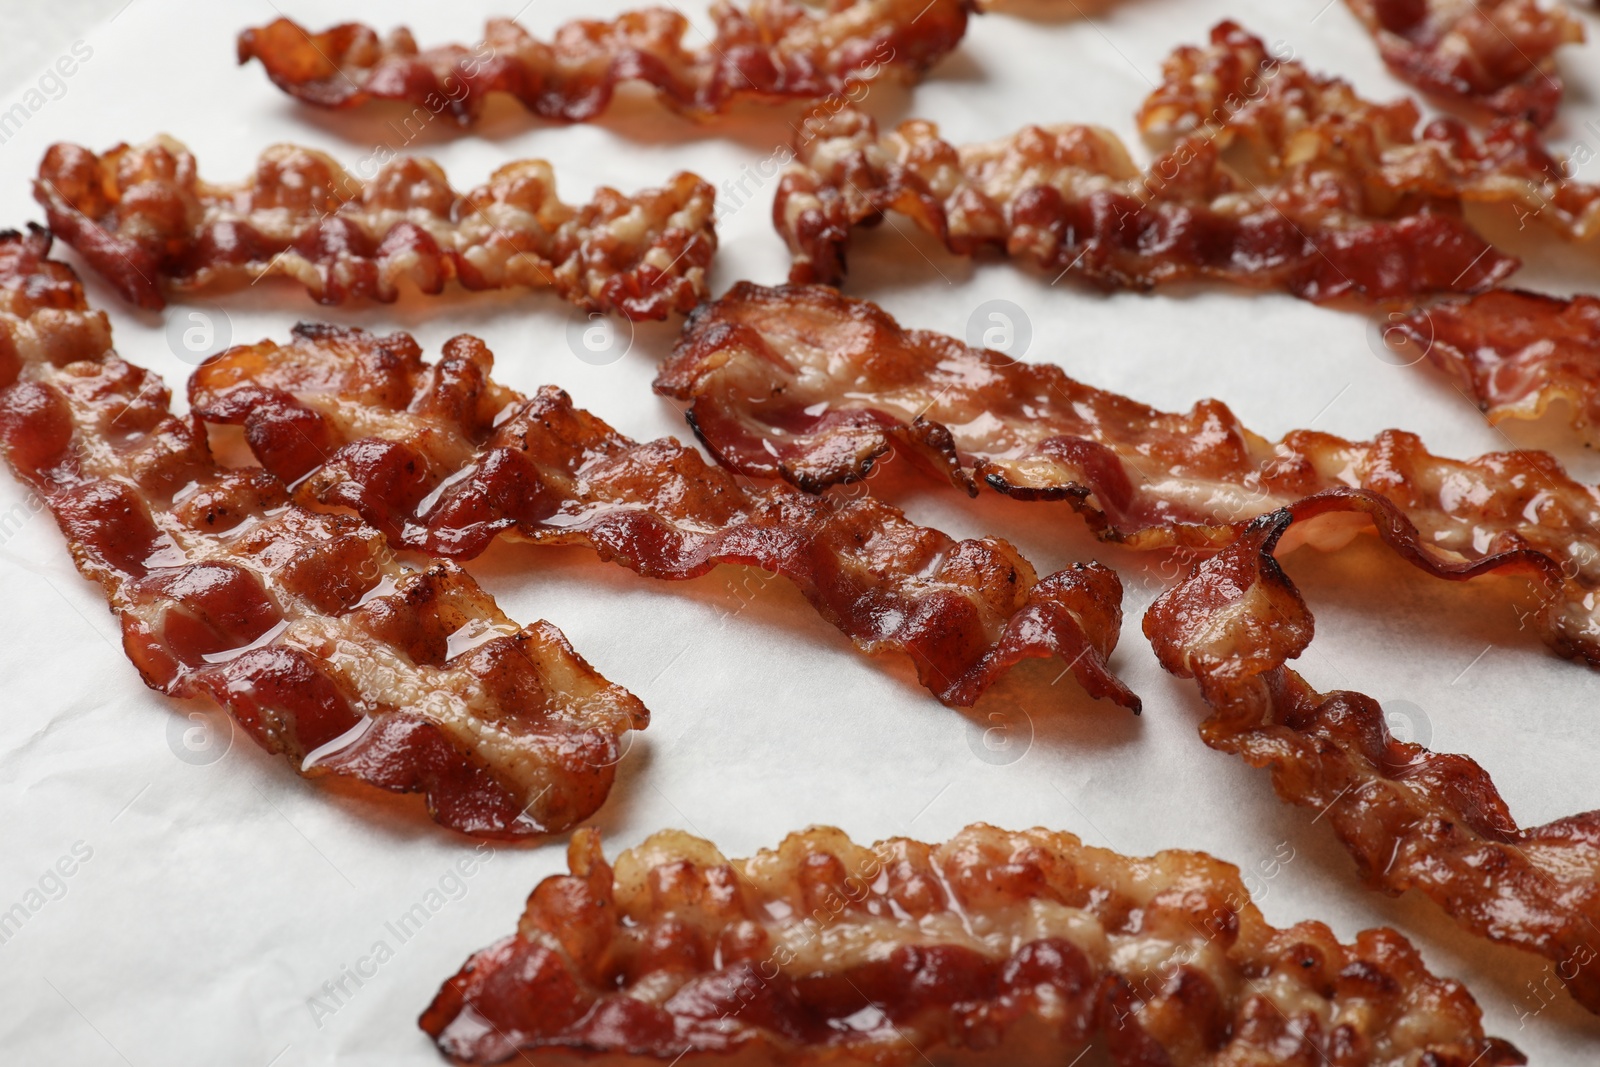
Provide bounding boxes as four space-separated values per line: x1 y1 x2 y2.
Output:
1 0 1598 1063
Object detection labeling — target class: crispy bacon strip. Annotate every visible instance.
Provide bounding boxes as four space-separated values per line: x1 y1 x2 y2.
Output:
0 226 647 838
1146 489 1600 1014
236 1 971 126
1392 288 1600 430
1139 22 1600 244
773 99 1516 300
186 323 1136 711
1343 0 1583 127
33 137 715 319
421 823 1523 1065
656 281 1600 666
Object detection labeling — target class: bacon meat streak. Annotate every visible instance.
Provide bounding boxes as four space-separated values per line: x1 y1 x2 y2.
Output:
656 282 1600 666
34 137 715 319
1145 490 1600 1015
236 0 972 125
421 824 1523 1065
186 325 1137 711
0 227 647 838
1342 0 1584 127
1139 23 1600 245
772 99 1516 301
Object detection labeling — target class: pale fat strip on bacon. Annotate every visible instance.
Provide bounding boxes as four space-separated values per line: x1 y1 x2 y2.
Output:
420 823 1524 1065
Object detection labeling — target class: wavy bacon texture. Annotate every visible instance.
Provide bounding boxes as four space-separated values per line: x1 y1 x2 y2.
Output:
656 281 1600 667
1343 0 1583 127
773 99 1516 301
186 323 1136 711
1394 288 1600 431
236 0 971 125
421 823 1522 1065
0 226 647 838
1139 22 1600 245
33 137 715 319
1145 489 1600 1015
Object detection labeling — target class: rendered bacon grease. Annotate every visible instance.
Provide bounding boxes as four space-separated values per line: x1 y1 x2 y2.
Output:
237 0 972 125
1146 489 1600 1015
35 137 715 319
772 98 1515 301
0 227 647 837
421 823 1522 1065
658 282 1600 666
187 324 1137 711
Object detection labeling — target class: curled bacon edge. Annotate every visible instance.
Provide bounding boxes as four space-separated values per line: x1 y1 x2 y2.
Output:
0 225 648 839
235 0 973 125
421 823 1523 1065
1145 488 1600 1015
186 322 1138 712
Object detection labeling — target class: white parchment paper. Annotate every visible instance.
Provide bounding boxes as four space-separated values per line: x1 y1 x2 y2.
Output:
1 0 1598 1062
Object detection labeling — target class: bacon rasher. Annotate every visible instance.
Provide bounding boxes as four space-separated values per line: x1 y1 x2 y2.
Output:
0 226 647 838
34 137 715 319
1343 0 1583 127
236 0 972 126
186 324 1137 711
420 823 1523 1065
772 101 1516 301
1139 23 1600 245
656 282 1600 666
1146 489 1600 1015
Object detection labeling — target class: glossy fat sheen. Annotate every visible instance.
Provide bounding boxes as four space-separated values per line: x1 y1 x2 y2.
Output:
1344 0 1583 126
1397 289 1600 433
420 824 1523 1065
1139 22 1600 242
0 227 646 837
1144 494 1600 1015
236 1 972 124
771 62 1517 300
656 281 1600 665
33 137 715 318
186 323 1137 711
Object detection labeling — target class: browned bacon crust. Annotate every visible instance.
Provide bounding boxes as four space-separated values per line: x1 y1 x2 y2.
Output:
656 282 1600 667
1343 0 1583 127
33 137 715 319
186 323 1136 711
0 226 647 837
236 1 971 126
1393 288 1600 430
772 98 1517 301
420 823 1523 1065
1139 22 1600 245
1145 489 1600 1015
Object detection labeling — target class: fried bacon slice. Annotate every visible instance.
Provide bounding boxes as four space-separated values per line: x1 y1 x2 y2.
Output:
1146 488 1600 1015
0 226 647 838
236 1 971 126
773 99 1516 301
185 323 1136 711
1343 0 1583 127
1139 22 1600 245
33 136 715 319
656 282 1600 666
1391 288 1600 430
420 823 1523 1065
